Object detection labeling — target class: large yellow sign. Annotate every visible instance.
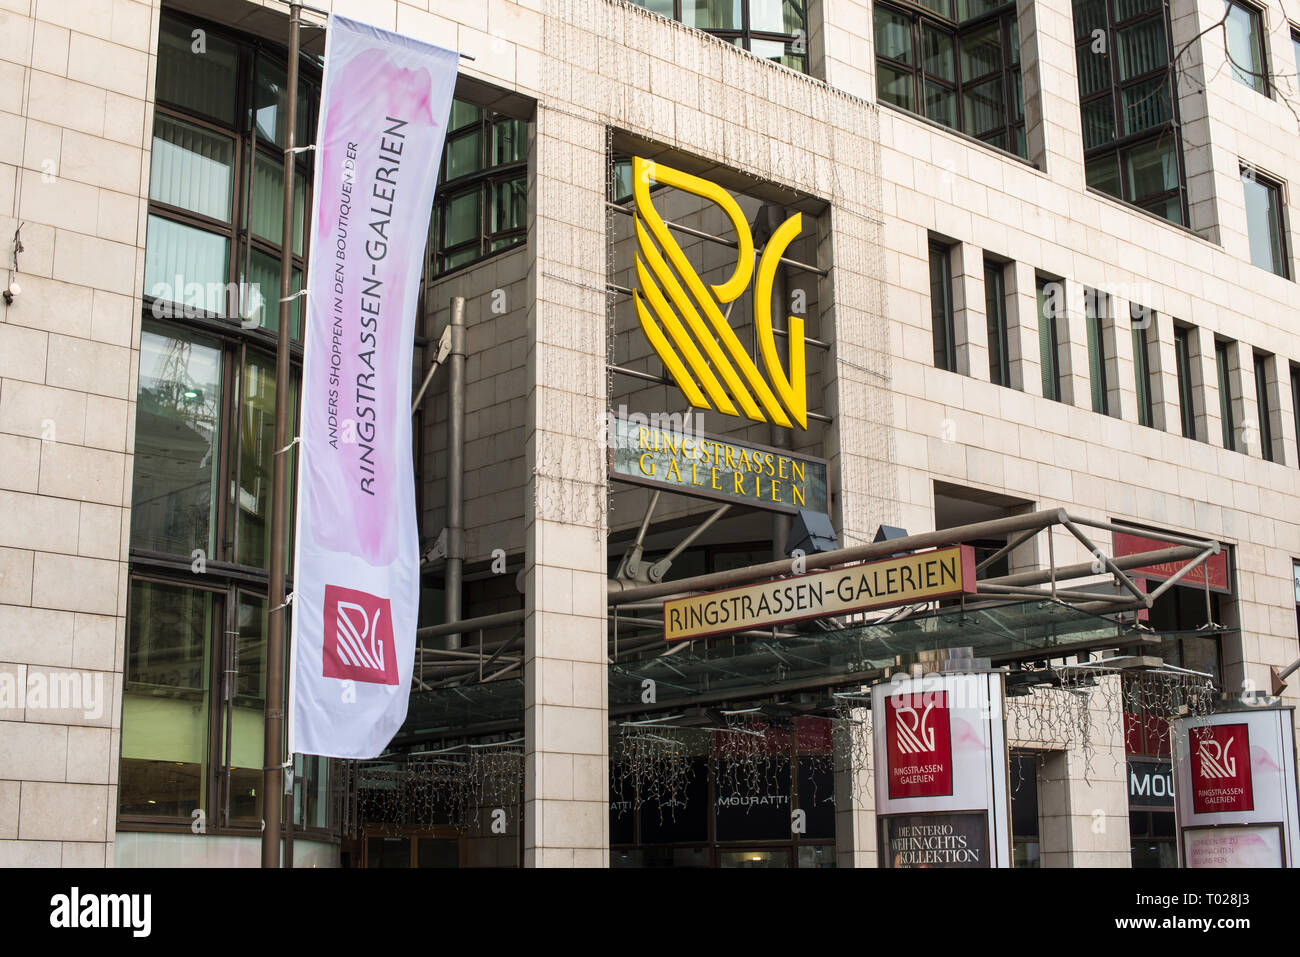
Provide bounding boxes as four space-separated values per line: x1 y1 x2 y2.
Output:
632 157 807 429
663 546 977 642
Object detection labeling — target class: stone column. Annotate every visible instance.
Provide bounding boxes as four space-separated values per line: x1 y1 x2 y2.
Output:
521 105 609 867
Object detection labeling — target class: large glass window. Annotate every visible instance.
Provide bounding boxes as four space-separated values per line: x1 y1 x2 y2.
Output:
1073 0 1187 225
430 102 529 275
930 240 957 371
1241 167 1289 278
124 9 329 837
632 0 810 71
876 0 1027 157
1224 0 1267 95
1291 363 1300 466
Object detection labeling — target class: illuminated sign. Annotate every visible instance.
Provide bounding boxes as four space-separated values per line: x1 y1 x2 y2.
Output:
631 157 808 429
662 545 976 642
609 415 828 513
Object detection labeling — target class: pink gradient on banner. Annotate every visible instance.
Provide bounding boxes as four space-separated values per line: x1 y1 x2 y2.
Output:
308 54 437 565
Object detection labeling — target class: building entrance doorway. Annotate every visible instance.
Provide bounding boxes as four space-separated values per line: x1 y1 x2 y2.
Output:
359 828 465 868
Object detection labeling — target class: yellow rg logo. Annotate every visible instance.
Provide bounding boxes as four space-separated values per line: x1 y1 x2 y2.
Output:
631 157 807 429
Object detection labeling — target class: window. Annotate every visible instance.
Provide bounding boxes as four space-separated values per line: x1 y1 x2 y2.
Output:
875 0 1027 158
984 258 1011 386
631 0 809 71
1293 25 1300 77
1224 0 1267 95
1241 167 1289 278
1010 752 1041 867
1291 363 1300 466
1173 324 1196 439
1085 288 1111 414
430 101 529 275
1131 305 1156 428
124 10 330 835
1216 339 1236 450
1036 276 1062 401
1073 0 1187 225
930 240 957 371
1254 350 1276 461
1294 559 1300 641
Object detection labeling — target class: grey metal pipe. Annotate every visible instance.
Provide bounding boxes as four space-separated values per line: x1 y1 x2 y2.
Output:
608 509 1062 604
416 608 523 640
445 296 466 649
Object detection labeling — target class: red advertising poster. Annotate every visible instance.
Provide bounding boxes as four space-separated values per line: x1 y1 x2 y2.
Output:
1191 723 1253 814
1112 531 1230 593
885 691 953 800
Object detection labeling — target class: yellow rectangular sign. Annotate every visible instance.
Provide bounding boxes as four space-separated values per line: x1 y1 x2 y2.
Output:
663 546 977 642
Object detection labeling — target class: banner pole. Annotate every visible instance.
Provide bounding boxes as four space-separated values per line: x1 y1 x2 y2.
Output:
263 0 301 870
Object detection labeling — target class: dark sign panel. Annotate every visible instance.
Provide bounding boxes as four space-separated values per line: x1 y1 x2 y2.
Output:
1127 757 1174 809
884 812 990 868
610 415 828 514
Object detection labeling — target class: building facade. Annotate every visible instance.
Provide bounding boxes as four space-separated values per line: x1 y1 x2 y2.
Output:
0 0 1297 867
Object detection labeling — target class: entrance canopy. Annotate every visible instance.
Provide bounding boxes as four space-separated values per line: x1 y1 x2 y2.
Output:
397 509 1229 748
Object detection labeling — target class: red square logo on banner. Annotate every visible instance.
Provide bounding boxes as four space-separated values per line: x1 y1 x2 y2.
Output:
1190 723 1252 814
322 585 398 685
886 691 953 799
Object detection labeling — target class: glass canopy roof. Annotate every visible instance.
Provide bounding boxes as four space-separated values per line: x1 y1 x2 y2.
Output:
394 600 1235 747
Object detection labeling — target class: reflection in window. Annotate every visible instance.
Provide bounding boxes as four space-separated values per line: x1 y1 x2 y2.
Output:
120 581 213 818
1241 168 1289 278
431 101 529 275
149 115 234 222
125 9 330 833
131 326 223 556
632 0 809 72
1224 0 1267 94
875 0 1026 157
1073 0 1187 225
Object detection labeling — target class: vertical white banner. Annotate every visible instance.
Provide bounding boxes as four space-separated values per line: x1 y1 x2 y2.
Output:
289 15 457 758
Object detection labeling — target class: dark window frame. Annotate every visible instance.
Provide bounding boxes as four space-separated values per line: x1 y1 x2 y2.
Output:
875 0 1027 159
430 105 530 277
1224 0 1270 96
1172 323 1197 439
984 257 1012 386
1216 338 1237 450
631 0 811 73
1240 165 1291 279
1254 349 1277 462
1073 0 1189 226
930 239 958 372
1131 305 1156 428
125 8 334 841
1035 275 1063 402
1085 288 1112 415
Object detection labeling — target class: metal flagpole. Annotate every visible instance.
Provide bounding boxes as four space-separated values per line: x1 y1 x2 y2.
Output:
263 0 301 870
